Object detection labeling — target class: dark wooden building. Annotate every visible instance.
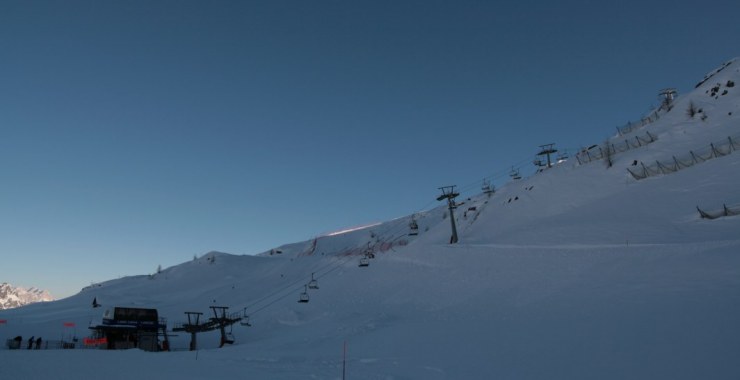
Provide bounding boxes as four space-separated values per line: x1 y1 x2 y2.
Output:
89 307 168 351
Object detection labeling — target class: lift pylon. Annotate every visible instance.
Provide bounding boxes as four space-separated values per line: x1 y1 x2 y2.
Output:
172 306 242 350
536 143 558 168
437 186 460 244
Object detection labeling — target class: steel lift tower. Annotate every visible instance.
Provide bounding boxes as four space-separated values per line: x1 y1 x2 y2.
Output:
437 186 460 244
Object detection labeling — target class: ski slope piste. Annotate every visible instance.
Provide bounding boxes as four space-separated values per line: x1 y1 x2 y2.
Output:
1 59 740 380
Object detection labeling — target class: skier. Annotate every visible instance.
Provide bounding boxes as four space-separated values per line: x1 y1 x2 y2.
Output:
35 337 42 349
27 336 34 350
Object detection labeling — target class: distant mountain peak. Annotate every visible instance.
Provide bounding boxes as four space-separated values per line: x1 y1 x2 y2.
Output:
0 282 54 310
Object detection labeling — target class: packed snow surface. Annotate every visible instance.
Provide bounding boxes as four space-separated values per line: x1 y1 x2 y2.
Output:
2 60 740 379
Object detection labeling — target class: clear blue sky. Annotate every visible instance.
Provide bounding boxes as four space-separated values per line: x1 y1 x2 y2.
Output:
2 0 738 298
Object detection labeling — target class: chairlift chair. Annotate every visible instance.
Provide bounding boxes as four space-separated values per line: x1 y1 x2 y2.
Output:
239 309 251 327
240 316 251 327
557 151 569 163
364 242 375 259
358 255 370 267
408 219 419 236
308 273 319 289
298 285 310 303
482 179 494 195
509 167 521 180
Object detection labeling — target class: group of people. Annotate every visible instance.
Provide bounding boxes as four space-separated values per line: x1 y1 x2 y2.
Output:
10 335 43 350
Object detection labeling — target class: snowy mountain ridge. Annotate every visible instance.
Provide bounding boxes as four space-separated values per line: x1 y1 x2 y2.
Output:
0 282 54 310
1 58 739 379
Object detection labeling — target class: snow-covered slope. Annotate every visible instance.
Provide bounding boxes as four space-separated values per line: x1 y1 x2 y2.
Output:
0 283 54 310
1 60 739 380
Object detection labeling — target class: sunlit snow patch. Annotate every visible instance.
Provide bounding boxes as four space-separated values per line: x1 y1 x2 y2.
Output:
323 222 381 237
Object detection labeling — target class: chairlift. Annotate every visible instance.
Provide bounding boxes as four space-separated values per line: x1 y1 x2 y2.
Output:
509 167 521 180
225 329 235 344
298 285 309 303
409 219 419 236
533 158 545 167
359 255 370 267
482 179 494 195
239 308 251 326
364 243 375 259
308 273 319 289
227 323 235 337
557 151 569 163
